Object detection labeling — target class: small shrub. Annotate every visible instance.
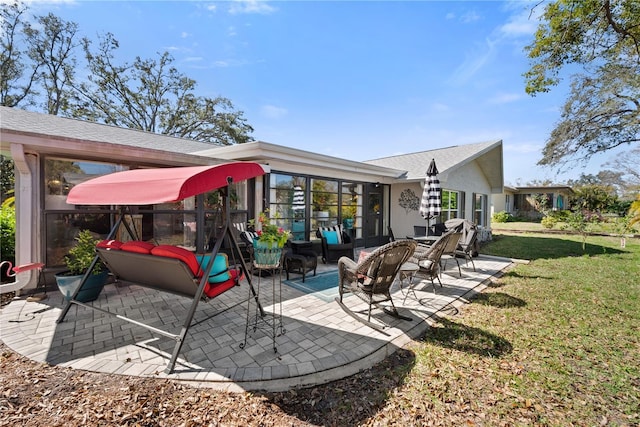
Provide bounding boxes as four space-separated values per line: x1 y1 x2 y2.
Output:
541 215 557 229
547 209 571 222
0 203 15 263
492 211 512 223
64 230 104 275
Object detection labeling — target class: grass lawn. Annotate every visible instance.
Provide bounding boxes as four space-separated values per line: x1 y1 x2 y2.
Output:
376 231 639 426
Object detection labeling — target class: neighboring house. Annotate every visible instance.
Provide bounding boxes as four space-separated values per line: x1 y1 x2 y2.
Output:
492 185 574 219
1 106 504 290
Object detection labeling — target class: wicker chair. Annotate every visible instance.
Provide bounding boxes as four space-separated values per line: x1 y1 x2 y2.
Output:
316 225 354 263
455 228 478 271
335 239 417 332
410 231 456 289
440 231 463 278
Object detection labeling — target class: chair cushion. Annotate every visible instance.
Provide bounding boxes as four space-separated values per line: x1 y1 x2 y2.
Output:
120 241 155 254
322 230 339 245
151 245 201 277
97 239 123 250
319 225 344 244
196 254 231 283
240 231 259 244
418 259 435 269
204 268 240 298
358 251 370 263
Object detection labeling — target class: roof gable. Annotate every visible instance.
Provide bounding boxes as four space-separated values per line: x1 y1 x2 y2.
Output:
364 140 503 191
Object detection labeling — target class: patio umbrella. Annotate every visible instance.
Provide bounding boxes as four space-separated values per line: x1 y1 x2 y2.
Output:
419 158 442 220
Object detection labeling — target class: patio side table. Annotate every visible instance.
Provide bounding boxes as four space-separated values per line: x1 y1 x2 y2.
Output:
240 254 285 353
398 261 420 303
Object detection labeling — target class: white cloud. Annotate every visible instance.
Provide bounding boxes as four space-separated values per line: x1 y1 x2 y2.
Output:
228 0 276 15
460 10 481 24
261 104 288 119
500 1 541 37
487 92 522 105
448 37 497 85
181 32 190 39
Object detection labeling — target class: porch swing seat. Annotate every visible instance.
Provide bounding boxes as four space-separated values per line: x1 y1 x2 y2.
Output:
96 242 241 300
56 161 268 374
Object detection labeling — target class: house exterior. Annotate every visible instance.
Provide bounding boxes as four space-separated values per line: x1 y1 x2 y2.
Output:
492 185 574 219
1 106 504 290
364 141 503 239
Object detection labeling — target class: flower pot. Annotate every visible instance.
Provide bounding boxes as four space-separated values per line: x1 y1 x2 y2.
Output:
252 240 283 267
343 218 354 229
55 270 108 302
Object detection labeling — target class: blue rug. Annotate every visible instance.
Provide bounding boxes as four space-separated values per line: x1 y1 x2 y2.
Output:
283 270 340 302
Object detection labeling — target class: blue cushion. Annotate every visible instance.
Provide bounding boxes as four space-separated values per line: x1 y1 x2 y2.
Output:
322 230 339 245
196 254 231 283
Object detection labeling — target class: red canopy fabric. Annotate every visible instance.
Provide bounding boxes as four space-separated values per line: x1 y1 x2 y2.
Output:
66 162 266 205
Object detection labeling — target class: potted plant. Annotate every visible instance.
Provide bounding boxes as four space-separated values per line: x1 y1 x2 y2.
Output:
249 211 291 266
54 230 109 302
250 211 291 248
342 205 356 229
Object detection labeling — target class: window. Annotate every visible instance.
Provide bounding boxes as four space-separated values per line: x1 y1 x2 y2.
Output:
43 158 127 266
310 178 338 230
441 189 460 221
341 182 362 238
473 193 488 226
268 173 308 240
42 157 253 267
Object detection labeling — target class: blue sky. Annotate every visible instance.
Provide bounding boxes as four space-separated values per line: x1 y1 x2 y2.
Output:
29 0 622 185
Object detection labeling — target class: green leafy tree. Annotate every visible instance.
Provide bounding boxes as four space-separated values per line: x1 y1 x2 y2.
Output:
0 156 15 202
524 0 640 170
570 184 618 213
0 1 37 108
1 3 254 146
24 13 79 115
0 202 16 265
70 33 254 145
564 210 598 251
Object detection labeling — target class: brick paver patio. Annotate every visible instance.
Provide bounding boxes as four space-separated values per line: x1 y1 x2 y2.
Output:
0 255 512 392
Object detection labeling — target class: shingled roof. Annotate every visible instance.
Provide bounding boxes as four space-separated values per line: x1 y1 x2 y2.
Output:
363 140 503 191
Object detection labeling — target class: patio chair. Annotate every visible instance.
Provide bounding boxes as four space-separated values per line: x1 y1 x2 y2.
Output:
413 225 427 237
409 230 456 289
440 231 463 278
455 227 478 271
429 222 448 236
316 225 354 263
335 239 417 332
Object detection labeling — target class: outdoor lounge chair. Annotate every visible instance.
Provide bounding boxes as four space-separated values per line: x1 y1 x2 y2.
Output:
440 231 463 278
455 227 478 271
335 239 417 332
316 225 354 263
409 230 456 289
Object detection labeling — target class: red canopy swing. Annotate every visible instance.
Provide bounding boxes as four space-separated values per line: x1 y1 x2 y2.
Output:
57 162 267 373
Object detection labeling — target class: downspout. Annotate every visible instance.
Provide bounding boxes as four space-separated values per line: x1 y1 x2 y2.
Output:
10 143 40 292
